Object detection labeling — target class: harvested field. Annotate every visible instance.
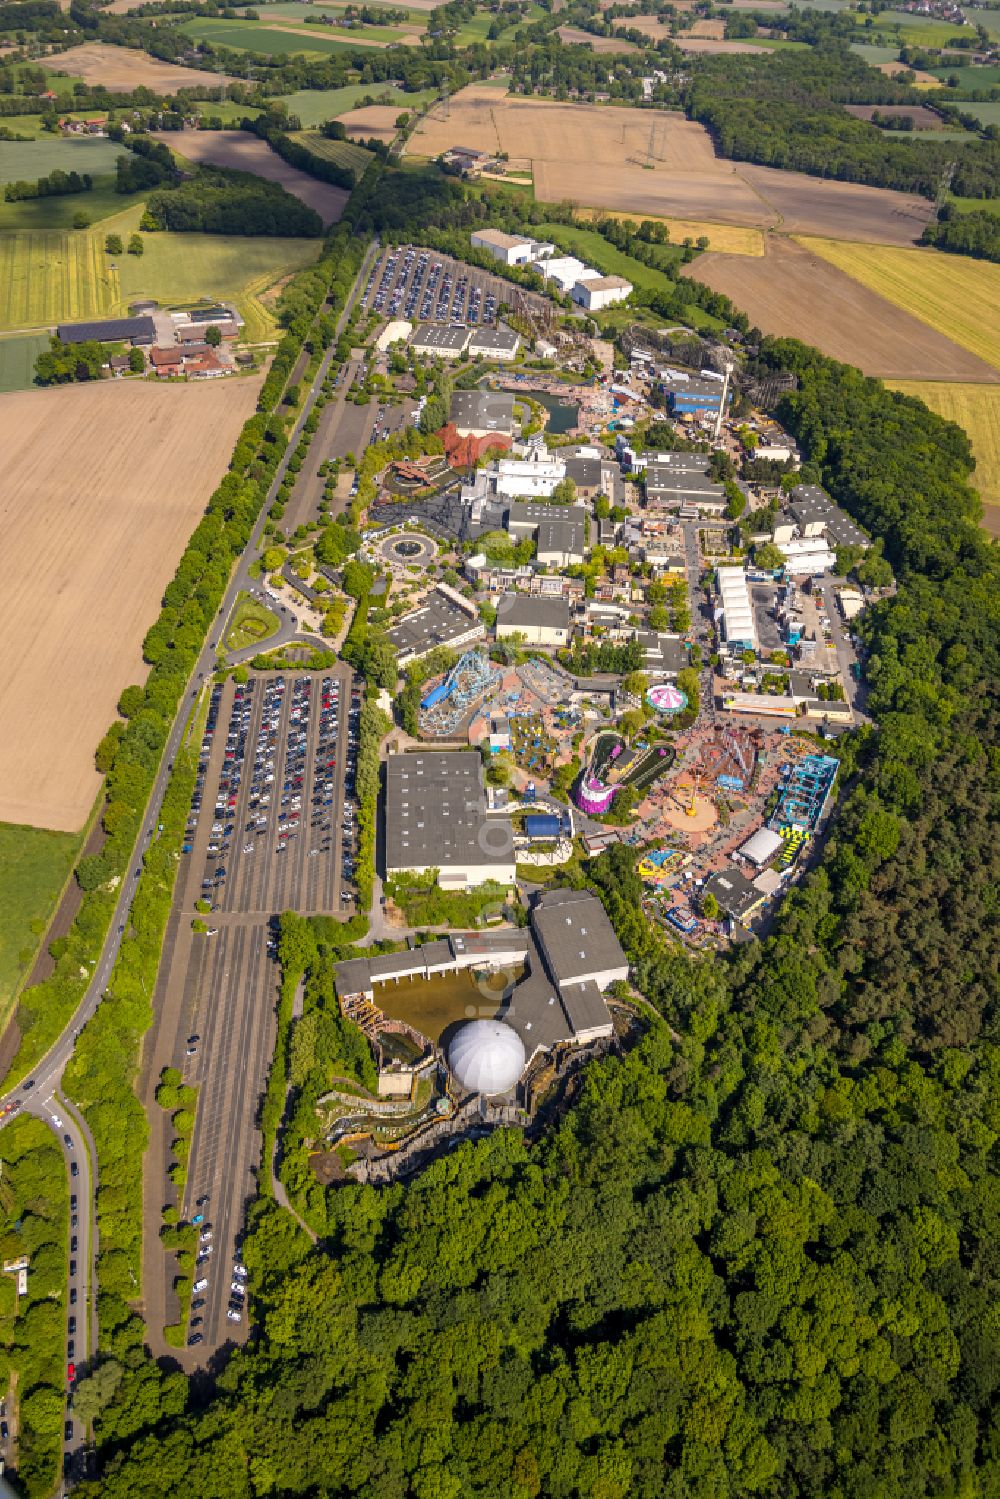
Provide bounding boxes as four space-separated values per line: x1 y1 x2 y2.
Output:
409 91 931 241
889 381 1000 535
579 208 764 254
336 104 404 141
611 14 671 34
876 61 942 83
556 25 638 50
152 130 349 225
843 103 945 127
49 42 234 91
801 237 1000 368
0 377 262 832
738 163 933 242
674 36 773 52
688 18 726 37
685 237 1000 381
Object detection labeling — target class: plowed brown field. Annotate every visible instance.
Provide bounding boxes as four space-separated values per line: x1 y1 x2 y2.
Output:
408 91 935 243
50 42 235 91
0 377 262 832
685 237 999 382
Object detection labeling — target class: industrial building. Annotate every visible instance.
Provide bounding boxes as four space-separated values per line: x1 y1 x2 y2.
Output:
466 325 521 360
536 514 586 568
384 749 516 889
410 324 471 359
777 537 838 576
634 630 690 678
715 567 757 653
645 463 726 513
506 499 584 533
773 485 871 552
385 585 485 667
534 255 598 294
665 376 731 418
571 275 633 311
703 866 766 925
496 593 573 646
493 454 567 499
470 228 553 266
450 389 516 439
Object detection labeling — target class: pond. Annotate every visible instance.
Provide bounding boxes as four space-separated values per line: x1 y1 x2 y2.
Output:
377 963 525 1046
530 390 580 434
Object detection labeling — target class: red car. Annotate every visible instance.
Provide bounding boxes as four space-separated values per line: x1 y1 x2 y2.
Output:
67 1363 75 1385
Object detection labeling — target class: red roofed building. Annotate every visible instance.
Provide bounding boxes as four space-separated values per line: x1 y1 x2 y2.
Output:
438 424 512 468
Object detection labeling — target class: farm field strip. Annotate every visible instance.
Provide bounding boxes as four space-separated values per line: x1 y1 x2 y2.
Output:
0 378 263 831
889 381 1000 535
799 237 1000 371
0 229 114 328
290 130 374 172
577 209 764 255
686 237 1000 382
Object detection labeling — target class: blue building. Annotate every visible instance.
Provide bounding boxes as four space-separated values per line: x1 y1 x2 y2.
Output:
523 813 562 841
665 377 731 418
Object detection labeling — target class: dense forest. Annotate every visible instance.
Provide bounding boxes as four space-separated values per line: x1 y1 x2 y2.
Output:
145 166 323 236
922 203 1000 263
64 168 1000 1492
688 44 1000 199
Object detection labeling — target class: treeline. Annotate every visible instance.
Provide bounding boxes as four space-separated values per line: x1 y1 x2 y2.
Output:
4 167 91 200
145 165 323 235
34 337 105 385
688 43 1000 199
922 204 1000 262
245 114 356 191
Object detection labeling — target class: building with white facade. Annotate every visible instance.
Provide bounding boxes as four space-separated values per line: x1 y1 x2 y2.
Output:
716 566 757 653
493 454 567 499
466 325 521 360
778 538 837 575
571 275 633 311
496 593 572 646
534 256 600 294
384 750 516 890
470 228 539 265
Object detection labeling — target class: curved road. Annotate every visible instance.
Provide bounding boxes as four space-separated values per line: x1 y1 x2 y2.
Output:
0 239 379 1492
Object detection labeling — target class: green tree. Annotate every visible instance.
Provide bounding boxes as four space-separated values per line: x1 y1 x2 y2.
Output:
128 347 145 374
104 232 123 255
754 541 785 571
128 233 143 256
204 325 222 348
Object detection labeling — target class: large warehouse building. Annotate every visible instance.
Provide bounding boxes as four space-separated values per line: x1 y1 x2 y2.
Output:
384 749 516 890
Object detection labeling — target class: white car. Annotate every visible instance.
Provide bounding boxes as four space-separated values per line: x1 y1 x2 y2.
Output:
193 1278 209 1292
227 1309 242 1323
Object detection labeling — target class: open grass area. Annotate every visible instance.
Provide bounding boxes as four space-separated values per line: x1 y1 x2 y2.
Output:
889 380 1000 533
535 221 683 291
225 592 281 652
798 237 1000 372
929 62 1000 84
0 136 124 185
950 101 1000 127
0 180 145 232
0 332 49 390
290 129 374 174
0 820 81 1021
280 83 436 125
179 15 416 53
948 193 1000 213
0 203 319 336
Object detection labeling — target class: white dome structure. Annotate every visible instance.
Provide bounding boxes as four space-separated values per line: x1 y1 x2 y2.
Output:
448 1019 526 1095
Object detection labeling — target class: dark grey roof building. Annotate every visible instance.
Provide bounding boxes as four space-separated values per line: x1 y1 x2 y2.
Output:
385 750 516 886
57 316 156 345
385 586 484 666
450 389 516 437
495 593 572 641
789 484 870 549
532 887 629 992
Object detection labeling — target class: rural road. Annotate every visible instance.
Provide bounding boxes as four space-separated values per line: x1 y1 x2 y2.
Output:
0 238 379 1488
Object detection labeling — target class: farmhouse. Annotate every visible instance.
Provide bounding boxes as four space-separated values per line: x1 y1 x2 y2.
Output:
57 316 155 346
384 749 516 890
496 593 573 646
571 275 633 311
385 585 484 667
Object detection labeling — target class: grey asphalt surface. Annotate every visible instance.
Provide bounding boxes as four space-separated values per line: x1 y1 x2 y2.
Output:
0 240 379 1471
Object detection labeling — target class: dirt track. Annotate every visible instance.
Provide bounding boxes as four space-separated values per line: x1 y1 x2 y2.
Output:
686 237 1000 382
0 377 262 832
153 131 349 226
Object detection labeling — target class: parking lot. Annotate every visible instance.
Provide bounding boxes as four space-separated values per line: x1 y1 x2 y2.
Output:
181 669 361 920
361 244 506 325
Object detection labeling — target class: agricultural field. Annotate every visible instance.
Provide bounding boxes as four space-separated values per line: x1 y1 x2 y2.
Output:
0 181 146 233
0 211 318 336
579 209 764 254
674 36 776 53
336 104 405 141
0 136 124 185
48 42 235 91
0 377 263 832
407 88 937 242
0 821 80 1018
0 332 51 389
889 381 1000 535
152 129 349 225
800 237 1000 371
179 15 423 55
951 101 1000 127
290 129 374 174
281 83 437 126
555 25 639 51
842 104 946 129
686 237 1000 381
